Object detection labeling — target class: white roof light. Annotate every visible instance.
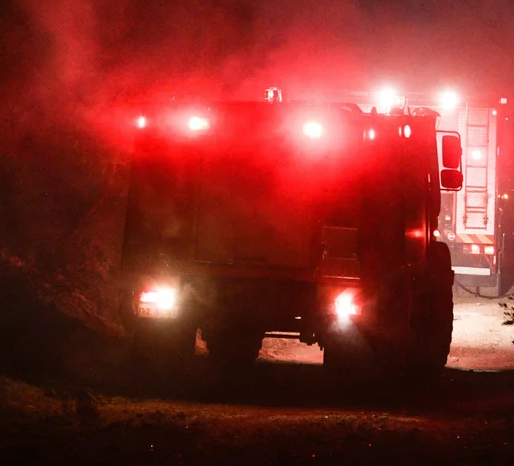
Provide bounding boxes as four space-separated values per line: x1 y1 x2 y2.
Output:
439 90 459 110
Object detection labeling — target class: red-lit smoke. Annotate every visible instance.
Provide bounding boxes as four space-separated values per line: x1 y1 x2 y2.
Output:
3 0 514 146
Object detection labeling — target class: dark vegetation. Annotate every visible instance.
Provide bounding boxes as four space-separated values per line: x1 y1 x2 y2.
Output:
0 122 128 383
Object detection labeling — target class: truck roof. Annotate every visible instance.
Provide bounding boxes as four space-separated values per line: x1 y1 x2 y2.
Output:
135 99 438 144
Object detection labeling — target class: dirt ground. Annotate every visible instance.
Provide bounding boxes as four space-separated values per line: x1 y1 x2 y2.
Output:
258 296 514 371
2 296 514 465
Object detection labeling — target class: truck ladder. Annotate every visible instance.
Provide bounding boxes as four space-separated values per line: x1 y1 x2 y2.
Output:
463 108 490 230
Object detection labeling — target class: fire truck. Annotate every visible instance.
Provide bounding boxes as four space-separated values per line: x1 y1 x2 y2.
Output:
119 89 463 376
345 90 513 296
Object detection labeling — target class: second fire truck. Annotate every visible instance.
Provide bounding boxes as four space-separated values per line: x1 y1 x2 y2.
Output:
350 90 514 296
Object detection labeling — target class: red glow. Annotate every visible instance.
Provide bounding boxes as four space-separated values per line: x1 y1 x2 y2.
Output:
367 128 376 140
433 229 441 238
403 125 412 138
406 229 424 239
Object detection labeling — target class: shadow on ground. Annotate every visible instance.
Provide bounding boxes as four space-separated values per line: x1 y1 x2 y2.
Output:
92 355 514 420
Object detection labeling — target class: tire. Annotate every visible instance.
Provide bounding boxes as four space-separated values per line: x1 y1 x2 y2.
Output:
323 324 375 376
411 242 454 374
375 243 453 380
130 319 197 377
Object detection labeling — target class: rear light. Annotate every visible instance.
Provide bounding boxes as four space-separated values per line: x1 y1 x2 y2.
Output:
303 120 324 139
136 116 147 129
484 245 495 255
403 124 412 138
140 287 177 310
471 244 481 255
367 128 376 140
188 116 210 131
334 292 359 321
433 229 441 238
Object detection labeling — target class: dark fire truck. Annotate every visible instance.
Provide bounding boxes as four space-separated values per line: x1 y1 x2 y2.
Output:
119 90 463 375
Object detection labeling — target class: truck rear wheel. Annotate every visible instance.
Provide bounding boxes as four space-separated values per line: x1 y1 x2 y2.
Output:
375 243 453 380
130 320 197 376
408 242 454 376
322 325 375 376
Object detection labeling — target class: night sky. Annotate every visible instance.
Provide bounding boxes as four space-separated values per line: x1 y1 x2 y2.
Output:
1 0 514 136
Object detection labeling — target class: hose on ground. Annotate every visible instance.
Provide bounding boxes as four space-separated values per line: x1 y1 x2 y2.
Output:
454 278 513 300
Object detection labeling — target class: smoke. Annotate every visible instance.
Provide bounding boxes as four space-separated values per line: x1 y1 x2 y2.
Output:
2 0 514 141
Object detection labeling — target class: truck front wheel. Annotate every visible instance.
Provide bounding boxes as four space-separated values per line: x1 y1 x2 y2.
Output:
130 319 197 376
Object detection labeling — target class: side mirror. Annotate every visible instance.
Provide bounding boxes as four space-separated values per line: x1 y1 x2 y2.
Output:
442 135 462 169
441 169 463 190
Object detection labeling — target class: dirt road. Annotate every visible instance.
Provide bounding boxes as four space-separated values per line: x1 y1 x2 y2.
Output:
1 297 514 465
259 296 514 371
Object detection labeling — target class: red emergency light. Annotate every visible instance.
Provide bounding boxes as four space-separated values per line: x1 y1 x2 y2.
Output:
303 120 324 139
135 115 147 129
188 116 210 131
